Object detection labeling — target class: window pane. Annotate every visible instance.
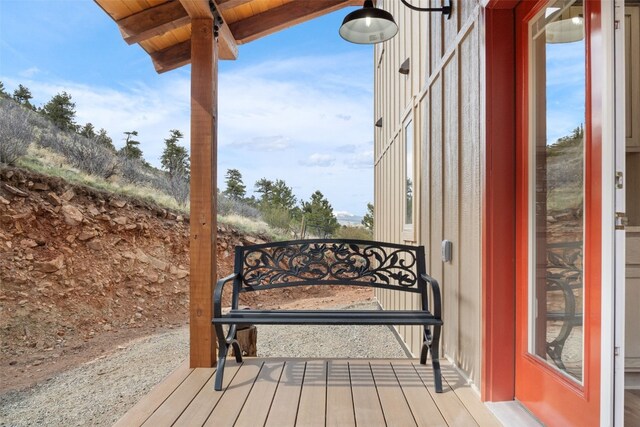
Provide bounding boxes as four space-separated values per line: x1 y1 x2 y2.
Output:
530 0 585 383
405 120 413 226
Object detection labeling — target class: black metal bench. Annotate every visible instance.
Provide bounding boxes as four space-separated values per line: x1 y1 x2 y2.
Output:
212 239 443 392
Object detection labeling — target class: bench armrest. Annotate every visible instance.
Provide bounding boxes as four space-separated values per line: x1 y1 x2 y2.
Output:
420 273 442 319
213 273 240 319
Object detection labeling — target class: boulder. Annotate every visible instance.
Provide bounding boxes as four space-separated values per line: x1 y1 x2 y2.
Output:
35 255 64 273
61 205 83 226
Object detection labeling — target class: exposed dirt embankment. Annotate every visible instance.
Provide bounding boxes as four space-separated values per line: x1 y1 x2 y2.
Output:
0 167 373 394
0 167 264 392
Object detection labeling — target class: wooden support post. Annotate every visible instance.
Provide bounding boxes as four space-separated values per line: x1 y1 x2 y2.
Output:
189 17 218 367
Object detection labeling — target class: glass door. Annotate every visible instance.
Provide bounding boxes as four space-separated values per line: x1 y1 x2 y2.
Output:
515 1 602 425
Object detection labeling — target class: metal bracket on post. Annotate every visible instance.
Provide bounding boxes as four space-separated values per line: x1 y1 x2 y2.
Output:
209 1 223 41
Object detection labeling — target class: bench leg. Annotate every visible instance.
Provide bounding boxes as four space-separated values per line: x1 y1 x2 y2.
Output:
214 324 228 391
430 325 443 393
214 324 245 391
421 325 443 393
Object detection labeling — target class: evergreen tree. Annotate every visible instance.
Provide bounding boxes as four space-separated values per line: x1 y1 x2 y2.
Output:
270 179 297 212
12 84 35 110
79 122 96 139
224 169 246 200
95 128 115 151
254 178 297 212
160 129 189 178
0 81 9 98
41 91 77 132
254 178 273 201
119 130 143 160
362 202 374 231
301 190 339 237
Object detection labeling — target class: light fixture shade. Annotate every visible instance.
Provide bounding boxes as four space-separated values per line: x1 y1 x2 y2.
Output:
546 16 584 44
339 0 398 44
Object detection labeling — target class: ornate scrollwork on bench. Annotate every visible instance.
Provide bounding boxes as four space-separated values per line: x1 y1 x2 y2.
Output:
239 240 419 291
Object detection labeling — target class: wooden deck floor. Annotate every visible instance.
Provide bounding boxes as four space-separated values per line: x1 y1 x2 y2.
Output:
114 358 501 427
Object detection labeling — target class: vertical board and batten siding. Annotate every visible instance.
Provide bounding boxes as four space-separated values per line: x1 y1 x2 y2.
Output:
373 1 483 388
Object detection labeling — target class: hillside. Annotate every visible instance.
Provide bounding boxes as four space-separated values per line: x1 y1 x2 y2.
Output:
0 166 260 392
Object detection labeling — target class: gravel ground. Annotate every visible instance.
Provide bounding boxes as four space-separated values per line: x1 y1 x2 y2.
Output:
0 302 409 427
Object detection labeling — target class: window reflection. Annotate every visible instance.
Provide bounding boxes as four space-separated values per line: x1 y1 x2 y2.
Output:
530 0 585 382
405 120 413 227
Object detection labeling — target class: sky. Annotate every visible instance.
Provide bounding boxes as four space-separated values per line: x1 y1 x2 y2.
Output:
0 0 374 217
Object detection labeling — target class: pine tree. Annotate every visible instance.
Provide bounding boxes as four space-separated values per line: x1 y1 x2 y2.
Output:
302 190 339 237
79 122 96 139
12 84 35 110
362 202 374 231
41 91 77 132
254 178 273 201
0 81 9 98
96 128 115 151
160 129 189 178
119 130 143 160
224 169 246 200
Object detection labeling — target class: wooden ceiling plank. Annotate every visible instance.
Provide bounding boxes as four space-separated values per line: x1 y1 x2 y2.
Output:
118 0 191 45
216 0 253 12
229 0 359 44
182 0 239 60
151 39 191 72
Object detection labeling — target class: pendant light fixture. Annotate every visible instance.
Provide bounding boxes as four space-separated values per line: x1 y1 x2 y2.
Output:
339 0 452 45
339 0 398 44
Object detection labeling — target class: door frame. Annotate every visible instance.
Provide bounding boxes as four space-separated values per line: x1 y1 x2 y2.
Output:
611 1 626 426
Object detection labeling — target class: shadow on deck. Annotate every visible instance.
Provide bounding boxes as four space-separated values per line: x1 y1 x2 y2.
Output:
114 358 502 426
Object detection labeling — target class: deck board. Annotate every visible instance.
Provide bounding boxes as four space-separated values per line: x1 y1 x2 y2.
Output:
296 360 327 426
234 361 284 427
392 361 448 427
370 361 417 426
203 360 262 426
173 364 240 427
349 360 387 426
326 360 355 427
264 360 305 427
114 358 502 426
113 360 191 427
413 362 480 427
142 367 214 427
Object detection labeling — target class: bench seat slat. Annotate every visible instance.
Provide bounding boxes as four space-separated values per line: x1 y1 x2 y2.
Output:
213 310 442 326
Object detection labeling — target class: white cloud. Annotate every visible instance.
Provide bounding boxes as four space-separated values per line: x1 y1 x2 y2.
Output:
300 153 336 167
20 67 41 78
232 135 290 151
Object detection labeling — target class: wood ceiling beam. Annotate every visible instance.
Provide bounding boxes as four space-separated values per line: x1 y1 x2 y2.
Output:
181 0 238 60
118 1 191 45
151 40 191 73
216 0 253 12
229 0 359 44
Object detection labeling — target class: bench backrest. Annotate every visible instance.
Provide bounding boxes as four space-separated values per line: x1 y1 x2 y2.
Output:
234 239 426 293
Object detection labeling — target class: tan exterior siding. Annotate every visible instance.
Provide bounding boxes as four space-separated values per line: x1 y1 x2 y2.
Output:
374 2 484 387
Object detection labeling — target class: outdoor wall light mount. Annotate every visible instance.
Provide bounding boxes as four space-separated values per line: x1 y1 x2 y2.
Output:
339 0 452 44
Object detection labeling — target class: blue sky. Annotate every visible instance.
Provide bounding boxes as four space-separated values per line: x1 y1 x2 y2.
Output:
0 0 373 216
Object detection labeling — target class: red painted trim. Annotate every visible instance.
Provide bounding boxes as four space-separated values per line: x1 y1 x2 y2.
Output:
481 6 517 402
513 1 603 425
484 0 520 10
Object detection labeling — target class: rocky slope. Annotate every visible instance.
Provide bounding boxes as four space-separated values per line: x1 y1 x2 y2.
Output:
0 166 268 392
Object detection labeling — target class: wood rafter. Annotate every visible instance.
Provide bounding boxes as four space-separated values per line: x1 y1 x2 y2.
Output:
151 39 191 73
180 0 238 60
117 1 190 45
229 0 360 44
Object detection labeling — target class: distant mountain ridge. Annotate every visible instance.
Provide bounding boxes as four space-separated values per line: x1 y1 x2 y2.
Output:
335 211 364 227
